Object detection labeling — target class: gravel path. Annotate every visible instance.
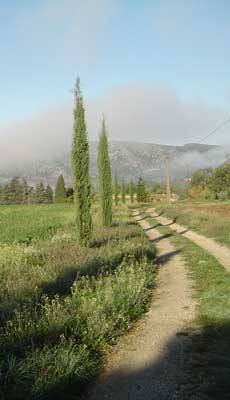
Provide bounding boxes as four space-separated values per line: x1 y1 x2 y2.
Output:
86 211 196 400
148 208 230 272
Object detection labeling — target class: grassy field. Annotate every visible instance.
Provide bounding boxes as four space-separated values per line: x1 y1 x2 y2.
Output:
147 212 230 398
0 204 73 244
0 203 156 399
155 201 230 247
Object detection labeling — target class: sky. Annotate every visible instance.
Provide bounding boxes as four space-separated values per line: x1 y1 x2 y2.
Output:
0 0 230 164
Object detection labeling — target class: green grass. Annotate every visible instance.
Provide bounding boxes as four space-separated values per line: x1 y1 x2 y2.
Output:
155 201 230 247
0 203 156 399
0 204 74 244
147 213 230 398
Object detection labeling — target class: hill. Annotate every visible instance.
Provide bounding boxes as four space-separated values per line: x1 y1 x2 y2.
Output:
0 141 223 187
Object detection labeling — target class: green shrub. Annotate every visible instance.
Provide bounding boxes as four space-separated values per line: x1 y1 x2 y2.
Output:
217 191 229 201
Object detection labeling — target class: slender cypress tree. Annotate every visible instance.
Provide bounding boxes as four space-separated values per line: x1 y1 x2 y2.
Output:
136 177 148 203
54 175 67 202
114 175 119 206
130 180 135 203
121 179 126 204
72 78 92 246
97 118 113 226
46 185 54 203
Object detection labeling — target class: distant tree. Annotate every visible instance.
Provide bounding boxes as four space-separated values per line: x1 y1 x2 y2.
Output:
27 187 35 204
46 185 53 203
54 175 67 202
21 179 31 204
130 181 135 203
136 177 148 203
72 77 92 246
114 175 119 206
33 182 47 203
1 184 10 204
125 183 131 195
66 187 74 202
188 168 213 199
0 186 5 205
66 187 74 197
190 168 213 191
0 179 53 205
152 183 165 194
41 183 47 203
172 181 189 200
121 179 126 204
6 185 11 204
211 162 230 198
97 118 113 226
32 184 39 204
7 177 23 204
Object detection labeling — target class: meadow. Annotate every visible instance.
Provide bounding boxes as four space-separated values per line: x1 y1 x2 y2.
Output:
0 203 156 399
155 201 230 247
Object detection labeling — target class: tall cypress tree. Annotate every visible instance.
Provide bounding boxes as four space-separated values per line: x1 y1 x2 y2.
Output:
136 177 148 203
114 175 119 206
97 118 112 226
54 175 67 202
72 78 92 246
46 185 54 203
121 179 126 204
130 180 135 203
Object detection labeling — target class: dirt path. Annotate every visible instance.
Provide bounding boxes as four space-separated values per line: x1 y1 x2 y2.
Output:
86 211 196 399
148 208 230 272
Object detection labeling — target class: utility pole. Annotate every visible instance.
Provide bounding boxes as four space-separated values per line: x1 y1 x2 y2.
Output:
164 155 171 203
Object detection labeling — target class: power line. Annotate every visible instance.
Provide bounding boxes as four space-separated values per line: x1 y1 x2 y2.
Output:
151 115 230 195
153 115 230 164
165 116 230 169
196 117 230 144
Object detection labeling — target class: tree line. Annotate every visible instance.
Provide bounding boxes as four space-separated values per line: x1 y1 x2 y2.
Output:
0 77 150 245
188 161 230 200
0 174 72 205
0 177 53 205
0 170 149 207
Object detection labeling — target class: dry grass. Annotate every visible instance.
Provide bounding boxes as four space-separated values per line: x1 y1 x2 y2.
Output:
156 201 230 247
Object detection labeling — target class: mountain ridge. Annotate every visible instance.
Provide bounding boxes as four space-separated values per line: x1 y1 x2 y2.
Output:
0 141 223 187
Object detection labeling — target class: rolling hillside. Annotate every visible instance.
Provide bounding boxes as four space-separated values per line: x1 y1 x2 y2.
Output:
0 141 221 186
